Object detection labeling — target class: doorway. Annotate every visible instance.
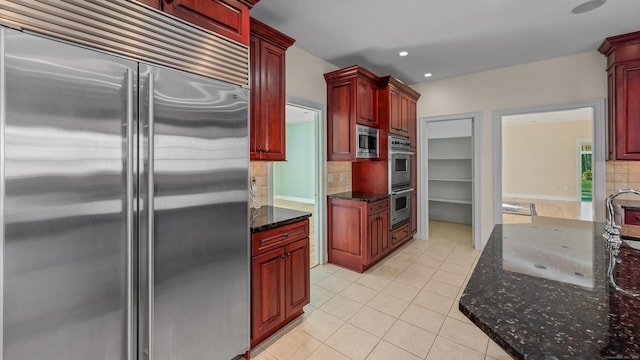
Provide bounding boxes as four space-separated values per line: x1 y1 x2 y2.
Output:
494 101 606 224
420 112 483 250
272 102 323 267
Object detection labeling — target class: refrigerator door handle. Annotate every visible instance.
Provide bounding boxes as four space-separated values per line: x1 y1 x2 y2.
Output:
147 72 155 360
125 68 135 360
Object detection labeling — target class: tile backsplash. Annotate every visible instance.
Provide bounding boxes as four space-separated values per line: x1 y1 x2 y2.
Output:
249 162 268 208
326 161 352 195
606 160 640 200
249 160 353 208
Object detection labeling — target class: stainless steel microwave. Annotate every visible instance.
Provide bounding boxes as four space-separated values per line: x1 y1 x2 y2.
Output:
356 124 379 159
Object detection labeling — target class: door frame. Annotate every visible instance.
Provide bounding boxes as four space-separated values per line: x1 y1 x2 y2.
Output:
268 96 327 266
493 100 606 224
419 111 483 250
576 138 592 201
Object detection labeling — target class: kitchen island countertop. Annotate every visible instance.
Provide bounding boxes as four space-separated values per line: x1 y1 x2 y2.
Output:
460 217 640 359
250 205 311 233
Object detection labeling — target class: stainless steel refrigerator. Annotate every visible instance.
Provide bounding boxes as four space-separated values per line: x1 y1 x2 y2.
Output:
0 27 249 360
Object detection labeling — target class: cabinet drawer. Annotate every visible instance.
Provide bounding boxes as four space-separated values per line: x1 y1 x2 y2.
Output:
252 219 309 255
391 223 410 246
625 209 640 225
368 199 389 214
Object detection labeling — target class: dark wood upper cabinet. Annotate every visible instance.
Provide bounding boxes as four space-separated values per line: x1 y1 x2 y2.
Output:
379 76 421 138
325 66 381 161
136 0 162 9
162 0 259 45
599 31 640 160
250 17 295 161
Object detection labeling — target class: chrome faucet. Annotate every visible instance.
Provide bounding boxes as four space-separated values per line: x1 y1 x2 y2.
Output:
603 188 640 297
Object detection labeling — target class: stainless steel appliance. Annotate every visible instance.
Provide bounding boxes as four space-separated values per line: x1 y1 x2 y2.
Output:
389 135 414 228
391 188 412 228
389 135 412 190
356 124 379 159
0 27 249 360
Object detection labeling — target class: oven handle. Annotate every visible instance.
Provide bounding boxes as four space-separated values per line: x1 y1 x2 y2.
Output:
392 188 415 195
389 151 414 156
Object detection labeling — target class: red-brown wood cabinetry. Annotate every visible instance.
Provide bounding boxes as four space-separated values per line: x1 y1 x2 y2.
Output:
137 0 259 45
250 18 295 161
137 0 162 9
325 66 381 161
599 31 640 160
251 219 309 346
327 197 390 272
380 76 420 138
625 208 640 225
162 0 258 45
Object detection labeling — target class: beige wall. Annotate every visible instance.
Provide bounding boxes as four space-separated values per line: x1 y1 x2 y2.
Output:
502 120 592 199
412 51 607 244
286 46 339 105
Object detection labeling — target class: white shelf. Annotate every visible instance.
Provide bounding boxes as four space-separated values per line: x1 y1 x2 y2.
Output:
429 197 472 205
428 156 472 160
428 177 472 182
426 122 473 225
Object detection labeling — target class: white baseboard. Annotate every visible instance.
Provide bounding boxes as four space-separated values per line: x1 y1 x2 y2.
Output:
274 195 315 204
503 193 579 202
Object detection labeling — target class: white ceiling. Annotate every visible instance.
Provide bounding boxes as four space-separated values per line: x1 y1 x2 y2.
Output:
251 0 640 85
502 107 593 126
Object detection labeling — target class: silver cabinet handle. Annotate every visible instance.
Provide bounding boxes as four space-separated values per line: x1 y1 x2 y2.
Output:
147 72 155 360
125 68 134 360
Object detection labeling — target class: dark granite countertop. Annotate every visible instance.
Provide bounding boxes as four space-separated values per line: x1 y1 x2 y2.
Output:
250 206 311 233
327 191 390 202
460 217 640 360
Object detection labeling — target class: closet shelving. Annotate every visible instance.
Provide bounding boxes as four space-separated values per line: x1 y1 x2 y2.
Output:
427 124 473 224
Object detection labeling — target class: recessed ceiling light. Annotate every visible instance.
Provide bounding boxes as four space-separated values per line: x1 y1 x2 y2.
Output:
424 73 433 78
571 0 606 14
399 51 408 57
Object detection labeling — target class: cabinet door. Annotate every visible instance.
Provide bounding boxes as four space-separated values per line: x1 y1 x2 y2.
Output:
284 238 310 317
612 61 640 160
137 0 161 9
327 79 356 160
626 209 640 225
252 247 286 340
399 93 410 136
379 209 390 254
368 214 381 262
408 97 417 151
259 40 286 160
410 192 417 235
357 78 377 127
162 0 250 45
249 36 261 160
389 87 401 135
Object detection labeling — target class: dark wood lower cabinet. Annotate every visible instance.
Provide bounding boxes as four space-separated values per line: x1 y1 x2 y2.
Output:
250 219 310 349
328 197 412 273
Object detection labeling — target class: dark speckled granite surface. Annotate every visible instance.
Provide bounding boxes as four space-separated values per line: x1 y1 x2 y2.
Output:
327 191 389 202
460 218 640 360
250 206 311 233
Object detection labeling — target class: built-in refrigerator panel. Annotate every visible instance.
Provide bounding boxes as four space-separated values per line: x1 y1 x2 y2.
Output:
2 29 135 360
138 64 250 360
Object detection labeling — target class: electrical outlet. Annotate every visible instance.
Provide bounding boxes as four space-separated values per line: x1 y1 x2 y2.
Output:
328 174 334 182
250 177 257 196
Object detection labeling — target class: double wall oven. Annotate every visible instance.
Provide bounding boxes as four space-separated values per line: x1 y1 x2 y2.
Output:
389 136 414 229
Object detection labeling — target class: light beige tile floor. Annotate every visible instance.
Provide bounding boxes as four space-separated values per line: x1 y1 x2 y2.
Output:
249 220 514 360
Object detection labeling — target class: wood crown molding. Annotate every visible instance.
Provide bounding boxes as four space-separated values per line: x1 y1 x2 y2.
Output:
250 17 295 48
